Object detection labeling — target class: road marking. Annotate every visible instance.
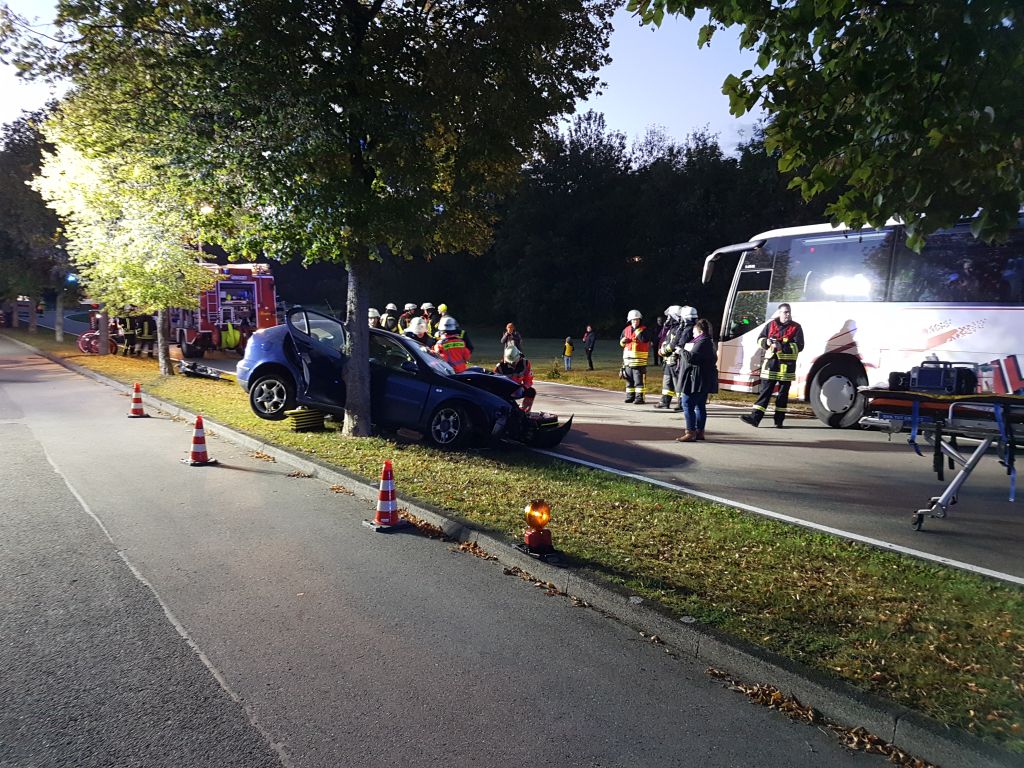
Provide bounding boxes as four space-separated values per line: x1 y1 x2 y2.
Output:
40 442 296 767
533 448 1024 587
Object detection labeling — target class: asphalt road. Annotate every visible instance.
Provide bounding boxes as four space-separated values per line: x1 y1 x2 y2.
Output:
536 380 1024 581
0 337 891 767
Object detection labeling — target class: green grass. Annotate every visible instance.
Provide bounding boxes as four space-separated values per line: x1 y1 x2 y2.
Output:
7 327 1023 751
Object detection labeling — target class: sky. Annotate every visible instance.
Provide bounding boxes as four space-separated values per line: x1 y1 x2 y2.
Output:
1 2 761 151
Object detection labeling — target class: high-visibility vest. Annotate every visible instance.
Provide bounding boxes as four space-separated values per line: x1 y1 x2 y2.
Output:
620 324 650 367
435 334 471 372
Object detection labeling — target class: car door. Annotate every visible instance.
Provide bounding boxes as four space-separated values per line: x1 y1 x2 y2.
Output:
287 308 347 408
368 333 431 427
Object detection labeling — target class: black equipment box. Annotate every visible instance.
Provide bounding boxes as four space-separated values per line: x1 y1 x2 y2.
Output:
907 360 978 395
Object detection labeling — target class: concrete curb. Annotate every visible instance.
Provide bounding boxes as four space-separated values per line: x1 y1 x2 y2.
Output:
8 336 1022 768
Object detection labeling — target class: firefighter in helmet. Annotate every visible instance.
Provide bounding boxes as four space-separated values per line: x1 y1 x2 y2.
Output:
619 309 650 404
368 307 382 328
421 302 441 336
382 302 400 333
398 303 418 331
433 315 471 372
403 316 435 348
437 302 473 353
494 345 535 412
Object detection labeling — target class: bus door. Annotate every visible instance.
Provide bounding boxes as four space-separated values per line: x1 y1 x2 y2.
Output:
718 248 775 390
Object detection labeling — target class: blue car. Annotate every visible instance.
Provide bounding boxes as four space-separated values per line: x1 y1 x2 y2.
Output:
237 307 572 449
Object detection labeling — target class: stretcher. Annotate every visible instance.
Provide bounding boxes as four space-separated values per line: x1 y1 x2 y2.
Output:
858 389 1024 530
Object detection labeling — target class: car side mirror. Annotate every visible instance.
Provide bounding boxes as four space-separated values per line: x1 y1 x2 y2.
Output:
400 360 418 373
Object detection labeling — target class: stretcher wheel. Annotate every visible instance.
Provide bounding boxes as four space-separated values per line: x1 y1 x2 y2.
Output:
912 511 925 531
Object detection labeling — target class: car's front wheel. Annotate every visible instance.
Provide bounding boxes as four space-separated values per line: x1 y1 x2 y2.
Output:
249 373 296 420
426 404 470 449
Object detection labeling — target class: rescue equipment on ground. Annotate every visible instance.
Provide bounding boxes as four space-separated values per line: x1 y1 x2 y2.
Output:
182 414 218 466
127 382 150 418
363 460 409 532
858 364 1021 530
285 407 326 432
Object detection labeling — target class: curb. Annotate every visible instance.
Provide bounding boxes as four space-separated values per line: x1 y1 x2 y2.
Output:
8 336 1022 768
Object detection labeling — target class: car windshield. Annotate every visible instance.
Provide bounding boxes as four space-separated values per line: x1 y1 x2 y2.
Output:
407 339 455 376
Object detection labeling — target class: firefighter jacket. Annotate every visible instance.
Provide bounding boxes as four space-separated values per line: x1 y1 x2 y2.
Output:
758 318 804 382
398 310 416 331
134 315 156 340
494 358 533 388
435 332 471 372
619 324 650 368
382 311 400 333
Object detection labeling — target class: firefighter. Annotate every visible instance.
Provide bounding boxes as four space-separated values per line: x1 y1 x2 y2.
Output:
134 312 157 358
438 303 473 353
494 345 535 412
433 315 471 372
381 303 400 333
740 303 805 428
403 316 435 348
118 311 137 357
670 305 699 410
421 302 441 336
654 305 683 409
619 309 650 404
368 307 382 328
398 303 418 331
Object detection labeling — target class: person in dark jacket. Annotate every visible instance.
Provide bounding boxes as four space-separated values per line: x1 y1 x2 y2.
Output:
740 303 804 428
674 318 718 442
582 325 596 370
500 322 522 353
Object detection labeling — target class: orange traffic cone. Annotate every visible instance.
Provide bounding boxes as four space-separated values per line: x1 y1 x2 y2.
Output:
182 414 218 466
363 460 408 532
127 382 150 418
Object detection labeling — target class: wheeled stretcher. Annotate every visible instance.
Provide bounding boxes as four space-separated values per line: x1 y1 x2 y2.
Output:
858 389 1024 530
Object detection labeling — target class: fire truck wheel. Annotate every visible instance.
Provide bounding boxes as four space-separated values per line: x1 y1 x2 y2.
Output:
249 373 296 420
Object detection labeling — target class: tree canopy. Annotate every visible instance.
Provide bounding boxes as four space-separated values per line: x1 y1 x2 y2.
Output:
628 0 1024 249
4 0 617 434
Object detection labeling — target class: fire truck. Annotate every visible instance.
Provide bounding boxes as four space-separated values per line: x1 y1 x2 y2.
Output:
172 263 278 358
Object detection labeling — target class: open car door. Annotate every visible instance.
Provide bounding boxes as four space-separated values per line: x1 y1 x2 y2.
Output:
286 308 347 409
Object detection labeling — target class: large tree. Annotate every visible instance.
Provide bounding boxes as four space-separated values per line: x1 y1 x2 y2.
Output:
4 1 616 435
628 0 1024 249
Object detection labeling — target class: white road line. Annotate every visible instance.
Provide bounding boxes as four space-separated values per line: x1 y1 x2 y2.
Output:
533 448 1024 587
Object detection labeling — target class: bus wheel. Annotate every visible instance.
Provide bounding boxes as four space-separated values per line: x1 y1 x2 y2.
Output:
809 359 867 428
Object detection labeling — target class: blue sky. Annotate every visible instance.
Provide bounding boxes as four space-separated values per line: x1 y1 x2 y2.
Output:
1 3 760 151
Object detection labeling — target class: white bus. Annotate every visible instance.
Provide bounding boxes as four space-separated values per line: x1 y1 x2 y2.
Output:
702 219 1024 426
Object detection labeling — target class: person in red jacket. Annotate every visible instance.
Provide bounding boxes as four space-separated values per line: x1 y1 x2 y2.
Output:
494 345 535 412
620 309 651 404
434 315 472 372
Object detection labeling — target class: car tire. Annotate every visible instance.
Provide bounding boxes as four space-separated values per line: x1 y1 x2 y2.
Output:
426 404 470 449
809 358 867 428
249 373 296 420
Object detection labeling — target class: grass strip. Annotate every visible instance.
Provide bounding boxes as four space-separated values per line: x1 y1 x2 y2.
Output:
8 328 1022 751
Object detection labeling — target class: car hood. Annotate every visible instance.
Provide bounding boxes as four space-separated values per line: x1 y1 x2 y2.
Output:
455 370 521 399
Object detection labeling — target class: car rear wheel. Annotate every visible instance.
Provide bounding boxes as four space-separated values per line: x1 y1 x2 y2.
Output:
809 359 867 428
249 373 296 420
427 404 470 449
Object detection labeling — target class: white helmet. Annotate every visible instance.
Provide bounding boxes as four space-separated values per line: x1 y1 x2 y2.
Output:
421 302 435 311
408 316 428 335
680 305 698 321
403 302 417 312
627 309 642 322
438 315 458 332
368 307 381 319
385 302 398 312
504 345 522 364
664 305 681 320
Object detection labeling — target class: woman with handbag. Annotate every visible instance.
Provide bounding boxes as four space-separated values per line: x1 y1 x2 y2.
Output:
675 318 719 442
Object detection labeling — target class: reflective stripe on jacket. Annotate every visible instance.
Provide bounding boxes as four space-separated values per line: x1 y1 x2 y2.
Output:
758 319 804 382
620 324 650 367
435 334 471 372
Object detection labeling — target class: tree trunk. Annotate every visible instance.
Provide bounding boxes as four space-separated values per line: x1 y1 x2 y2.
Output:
157 308 174 375
27 296 38 334
10 300 19 329
54 294 64 342
98 309 110 354
342 256 371 437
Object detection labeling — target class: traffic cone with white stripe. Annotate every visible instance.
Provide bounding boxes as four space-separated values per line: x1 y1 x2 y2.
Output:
127 382 150 418
182 414 218 466
363 460 408 532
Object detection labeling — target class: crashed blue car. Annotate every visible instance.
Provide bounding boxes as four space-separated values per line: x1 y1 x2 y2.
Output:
236 307 572 449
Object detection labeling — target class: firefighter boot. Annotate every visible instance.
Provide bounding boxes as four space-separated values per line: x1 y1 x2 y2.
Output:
634 394 645 405
739 413 761 428
624 393 635 403
654 396 671 409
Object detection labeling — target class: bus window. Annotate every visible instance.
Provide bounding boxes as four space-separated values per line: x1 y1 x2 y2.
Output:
723 268 771 340
891 224 1024 303
771 230 892 302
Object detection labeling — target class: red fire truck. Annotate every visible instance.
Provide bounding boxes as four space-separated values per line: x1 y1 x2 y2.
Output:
172 263 278 358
